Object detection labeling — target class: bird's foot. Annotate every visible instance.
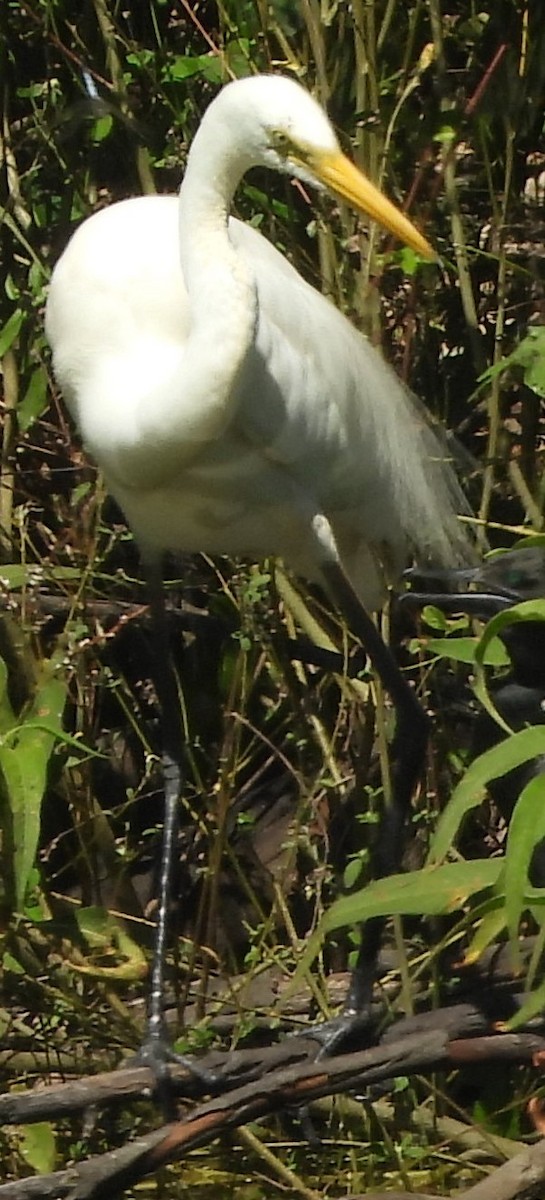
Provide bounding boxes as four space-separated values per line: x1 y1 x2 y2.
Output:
305 1005 378 1060
128 1028 219 1112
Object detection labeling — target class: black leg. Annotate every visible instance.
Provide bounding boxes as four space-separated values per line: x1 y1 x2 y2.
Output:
304 515 429 1049
130 561 215 1097
323 560 428 1019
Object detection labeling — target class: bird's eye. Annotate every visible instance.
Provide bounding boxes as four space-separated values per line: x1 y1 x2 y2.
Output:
272 130 292 156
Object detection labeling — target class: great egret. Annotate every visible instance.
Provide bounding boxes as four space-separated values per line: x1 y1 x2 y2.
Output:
46 74 474 1077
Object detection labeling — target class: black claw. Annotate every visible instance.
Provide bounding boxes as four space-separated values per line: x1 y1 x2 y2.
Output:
129 1032 219 1097
303 1006 378 1060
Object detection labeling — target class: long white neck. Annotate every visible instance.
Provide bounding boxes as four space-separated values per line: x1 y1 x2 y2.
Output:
176 98 257 443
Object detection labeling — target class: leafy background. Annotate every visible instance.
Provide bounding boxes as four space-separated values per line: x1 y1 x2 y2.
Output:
2 0 545 1192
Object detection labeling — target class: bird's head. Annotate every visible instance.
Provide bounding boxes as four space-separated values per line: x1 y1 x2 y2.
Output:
204 75 434 260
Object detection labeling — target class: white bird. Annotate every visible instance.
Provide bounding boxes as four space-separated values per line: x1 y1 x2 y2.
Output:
46 74 474 1075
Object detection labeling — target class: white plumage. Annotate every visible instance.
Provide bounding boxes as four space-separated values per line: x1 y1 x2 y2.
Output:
46 74 472 609
44 74 478 1070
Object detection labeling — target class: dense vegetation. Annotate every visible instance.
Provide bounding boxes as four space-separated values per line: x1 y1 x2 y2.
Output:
2 0 545 1194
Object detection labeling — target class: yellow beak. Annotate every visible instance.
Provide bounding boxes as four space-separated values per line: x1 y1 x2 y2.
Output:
316 150 435 260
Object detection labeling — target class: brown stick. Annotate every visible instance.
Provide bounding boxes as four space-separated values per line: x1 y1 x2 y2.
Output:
2 1028 545 1200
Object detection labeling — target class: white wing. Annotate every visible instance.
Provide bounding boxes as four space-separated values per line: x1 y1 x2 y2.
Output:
46 194 470 607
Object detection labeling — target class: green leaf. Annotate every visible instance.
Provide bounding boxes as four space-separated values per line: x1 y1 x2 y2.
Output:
504 775 545 955
464 904 508 964
72 906 148 980
19 366 48 432
434 124 457 145
0 656 16 735
0 563 81 591
224 38 253 80
75 904 121 950
429 727 545 864
0 309 23 356
322 859 501 930
0 666 66 909
396 246 422 275
18 1123 56 1174
510 327 545 398
476 600 545 662
474 601 545 732
2 950 25 974
421 605 469 633
91 114 113 143
479 328 545 399
506 975 545 1030
163 54 223 83
343 857 365 889
126 49 155 68
293 860 502 985
0 564 30 590
427 635 508 667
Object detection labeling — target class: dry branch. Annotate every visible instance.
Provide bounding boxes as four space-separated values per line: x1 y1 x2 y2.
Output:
2 1025 545 1200
0 1000 516 1125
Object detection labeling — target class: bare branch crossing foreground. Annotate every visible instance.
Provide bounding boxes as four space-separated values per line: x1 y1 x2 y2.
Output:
2 1001 545 1200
